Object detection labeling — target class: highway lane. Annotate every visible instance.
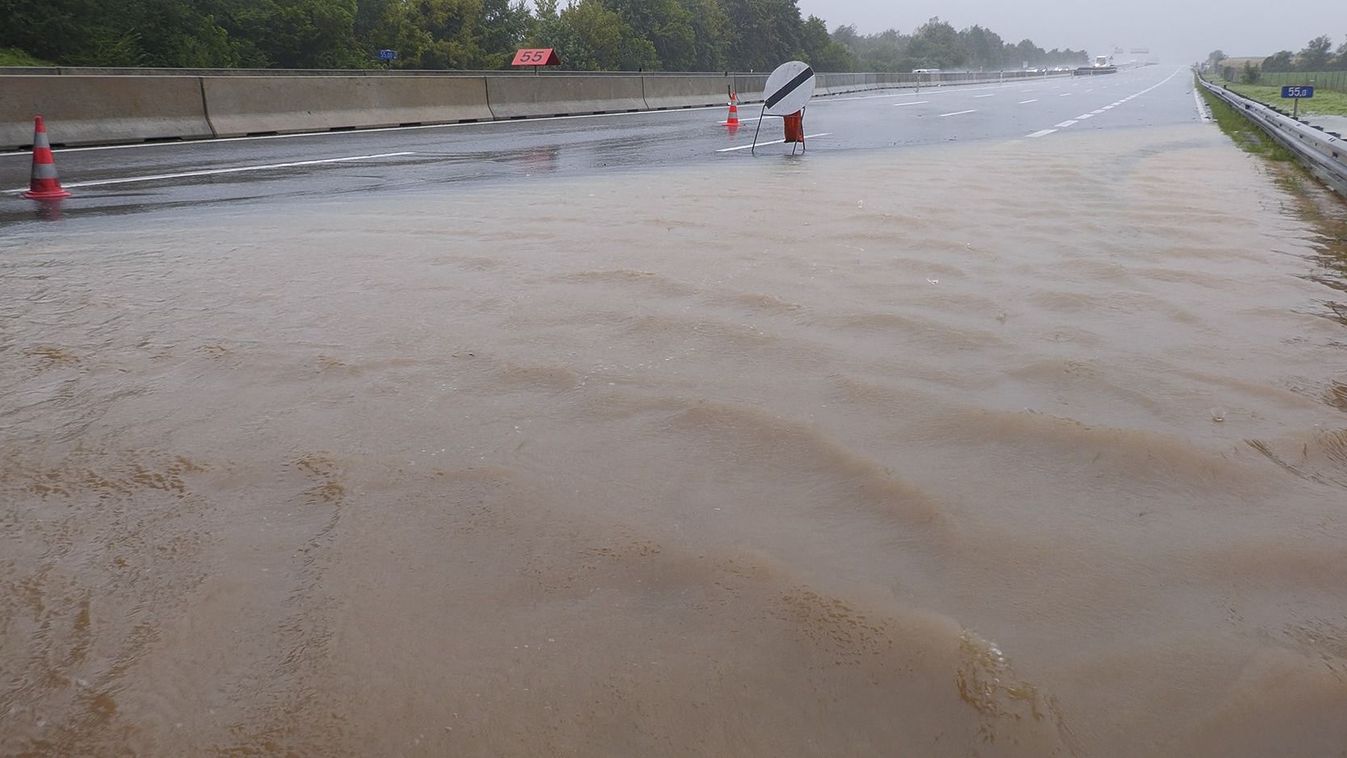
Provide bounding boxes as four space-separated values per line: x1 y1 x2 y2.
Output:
0 66 1197 227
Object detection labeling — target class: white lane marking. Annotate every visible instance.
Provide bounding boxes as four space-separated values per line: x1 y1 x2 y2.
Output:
4 152 415 192
1026 129 1057 138
1032 66 1184 135
1090 109 1106 114
1018 99 1039 104
893 101 930 107
974 94 995 98
716 133 831 153
1059 93 1073 97
719 117 763 125
939 109 977 117
1192 86 1212 122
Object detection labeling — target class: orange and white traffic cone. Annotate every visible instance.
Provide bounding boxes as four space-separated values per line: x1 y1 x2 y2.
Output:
23 116 71 201
725 91 740 128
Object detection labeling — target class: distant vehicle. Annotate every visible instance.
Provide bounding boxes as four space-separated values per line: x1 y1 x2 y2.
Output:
912 68 942 74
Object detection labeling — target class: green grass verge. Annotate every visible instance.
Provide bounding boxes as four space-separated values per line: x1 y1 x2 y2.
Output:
1214 79 1347 118
0 47 51 66
1198 83 1296 161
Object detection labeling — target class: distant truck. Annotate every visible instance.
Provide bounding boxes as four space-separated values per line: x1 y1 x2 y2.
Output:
1076 55 1117 76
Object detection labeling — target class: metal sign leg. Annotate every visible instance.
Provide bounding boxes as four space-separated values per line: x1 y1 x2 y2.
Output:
751 105 766 155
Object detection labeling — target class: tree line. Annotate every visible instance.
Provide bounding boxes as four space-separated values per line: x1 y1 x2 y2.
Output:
1260 35 1347 72
1208 35 1347 83
0 0 1087 72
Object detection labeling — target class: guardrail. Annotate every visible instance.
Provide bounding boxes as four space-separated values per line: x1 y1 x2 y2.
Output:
0 69 1069 150
1197 74 1347 197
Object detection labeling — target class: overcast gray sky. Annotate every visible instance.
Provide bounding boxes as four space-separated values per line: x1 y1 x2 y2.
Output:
795 0 1347 63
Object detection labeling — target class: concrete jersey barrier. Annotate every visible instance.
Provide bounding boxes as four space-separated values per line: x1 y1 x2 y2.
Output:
732 75 770 104
0 75 212 149
486 76 647 119
642 75 732 110
201 76 493 136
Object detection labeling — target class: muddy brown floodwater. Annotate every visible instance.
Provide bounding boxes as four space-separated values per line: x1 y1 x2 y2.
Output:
2 125 1347 757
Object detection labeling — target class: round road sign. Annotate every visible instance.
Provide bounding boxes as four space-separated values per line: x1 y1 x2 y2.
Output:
762 61 816 117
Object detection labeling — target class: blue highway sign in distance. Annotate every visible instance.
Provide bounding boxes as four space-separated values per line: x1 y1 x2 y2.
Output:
1281 85 1314 99
378 49 398 62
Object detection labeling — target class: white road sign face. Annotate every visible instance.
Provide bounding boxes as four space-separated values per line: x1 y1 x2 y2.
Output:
762 61 816 116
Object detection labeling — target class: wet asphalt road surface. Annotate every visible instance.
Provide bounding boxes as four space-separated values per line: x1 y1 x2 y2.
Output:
0 67 1196 228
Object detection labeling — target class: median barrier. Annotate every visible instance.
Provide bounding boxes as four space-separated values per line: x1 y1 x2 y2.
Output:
733 75 770 103
201 75 493 136
0 75 212 149
486 75 647 118
817 73 865 95
0 67 60 76
641 75 732 109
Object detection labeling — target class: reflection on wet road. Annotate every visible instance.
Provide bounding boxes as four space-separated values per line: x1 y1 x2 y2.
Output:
0 67 1198 227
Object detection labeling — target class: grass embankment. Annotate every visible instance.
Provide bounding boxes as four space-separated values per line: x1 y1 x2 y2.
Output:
1215 80 1347 118
0 48 51 66
1197 84 1296 161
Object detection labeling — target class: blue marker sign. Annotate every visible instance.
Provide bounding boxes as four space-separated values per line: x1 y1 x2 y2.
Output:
1281 85 1314 99
378 49 398 62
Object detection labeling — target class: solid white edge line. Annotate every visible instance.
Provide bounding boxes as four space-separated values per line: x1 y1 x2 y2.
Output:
4 151 415 192
1192 85 1213 122
893 101 930 107
0 107 739 158
716 133 831 153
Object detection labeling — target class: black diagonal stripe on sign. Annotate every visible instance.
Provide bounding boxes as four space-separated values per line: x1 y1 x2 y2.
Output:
765 66 815 110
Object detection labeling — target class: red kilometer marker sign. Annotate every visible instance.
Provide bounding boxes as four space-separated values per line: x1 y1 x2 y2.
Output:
512 49 561 67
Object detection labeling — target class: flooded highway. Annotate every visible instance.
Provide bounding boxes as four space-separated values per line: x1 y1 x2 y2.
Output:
2 121 1346 756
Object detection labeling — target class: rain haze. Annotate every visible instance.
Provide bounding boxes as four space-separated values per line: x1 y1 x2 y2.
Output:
797 0 1347 62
